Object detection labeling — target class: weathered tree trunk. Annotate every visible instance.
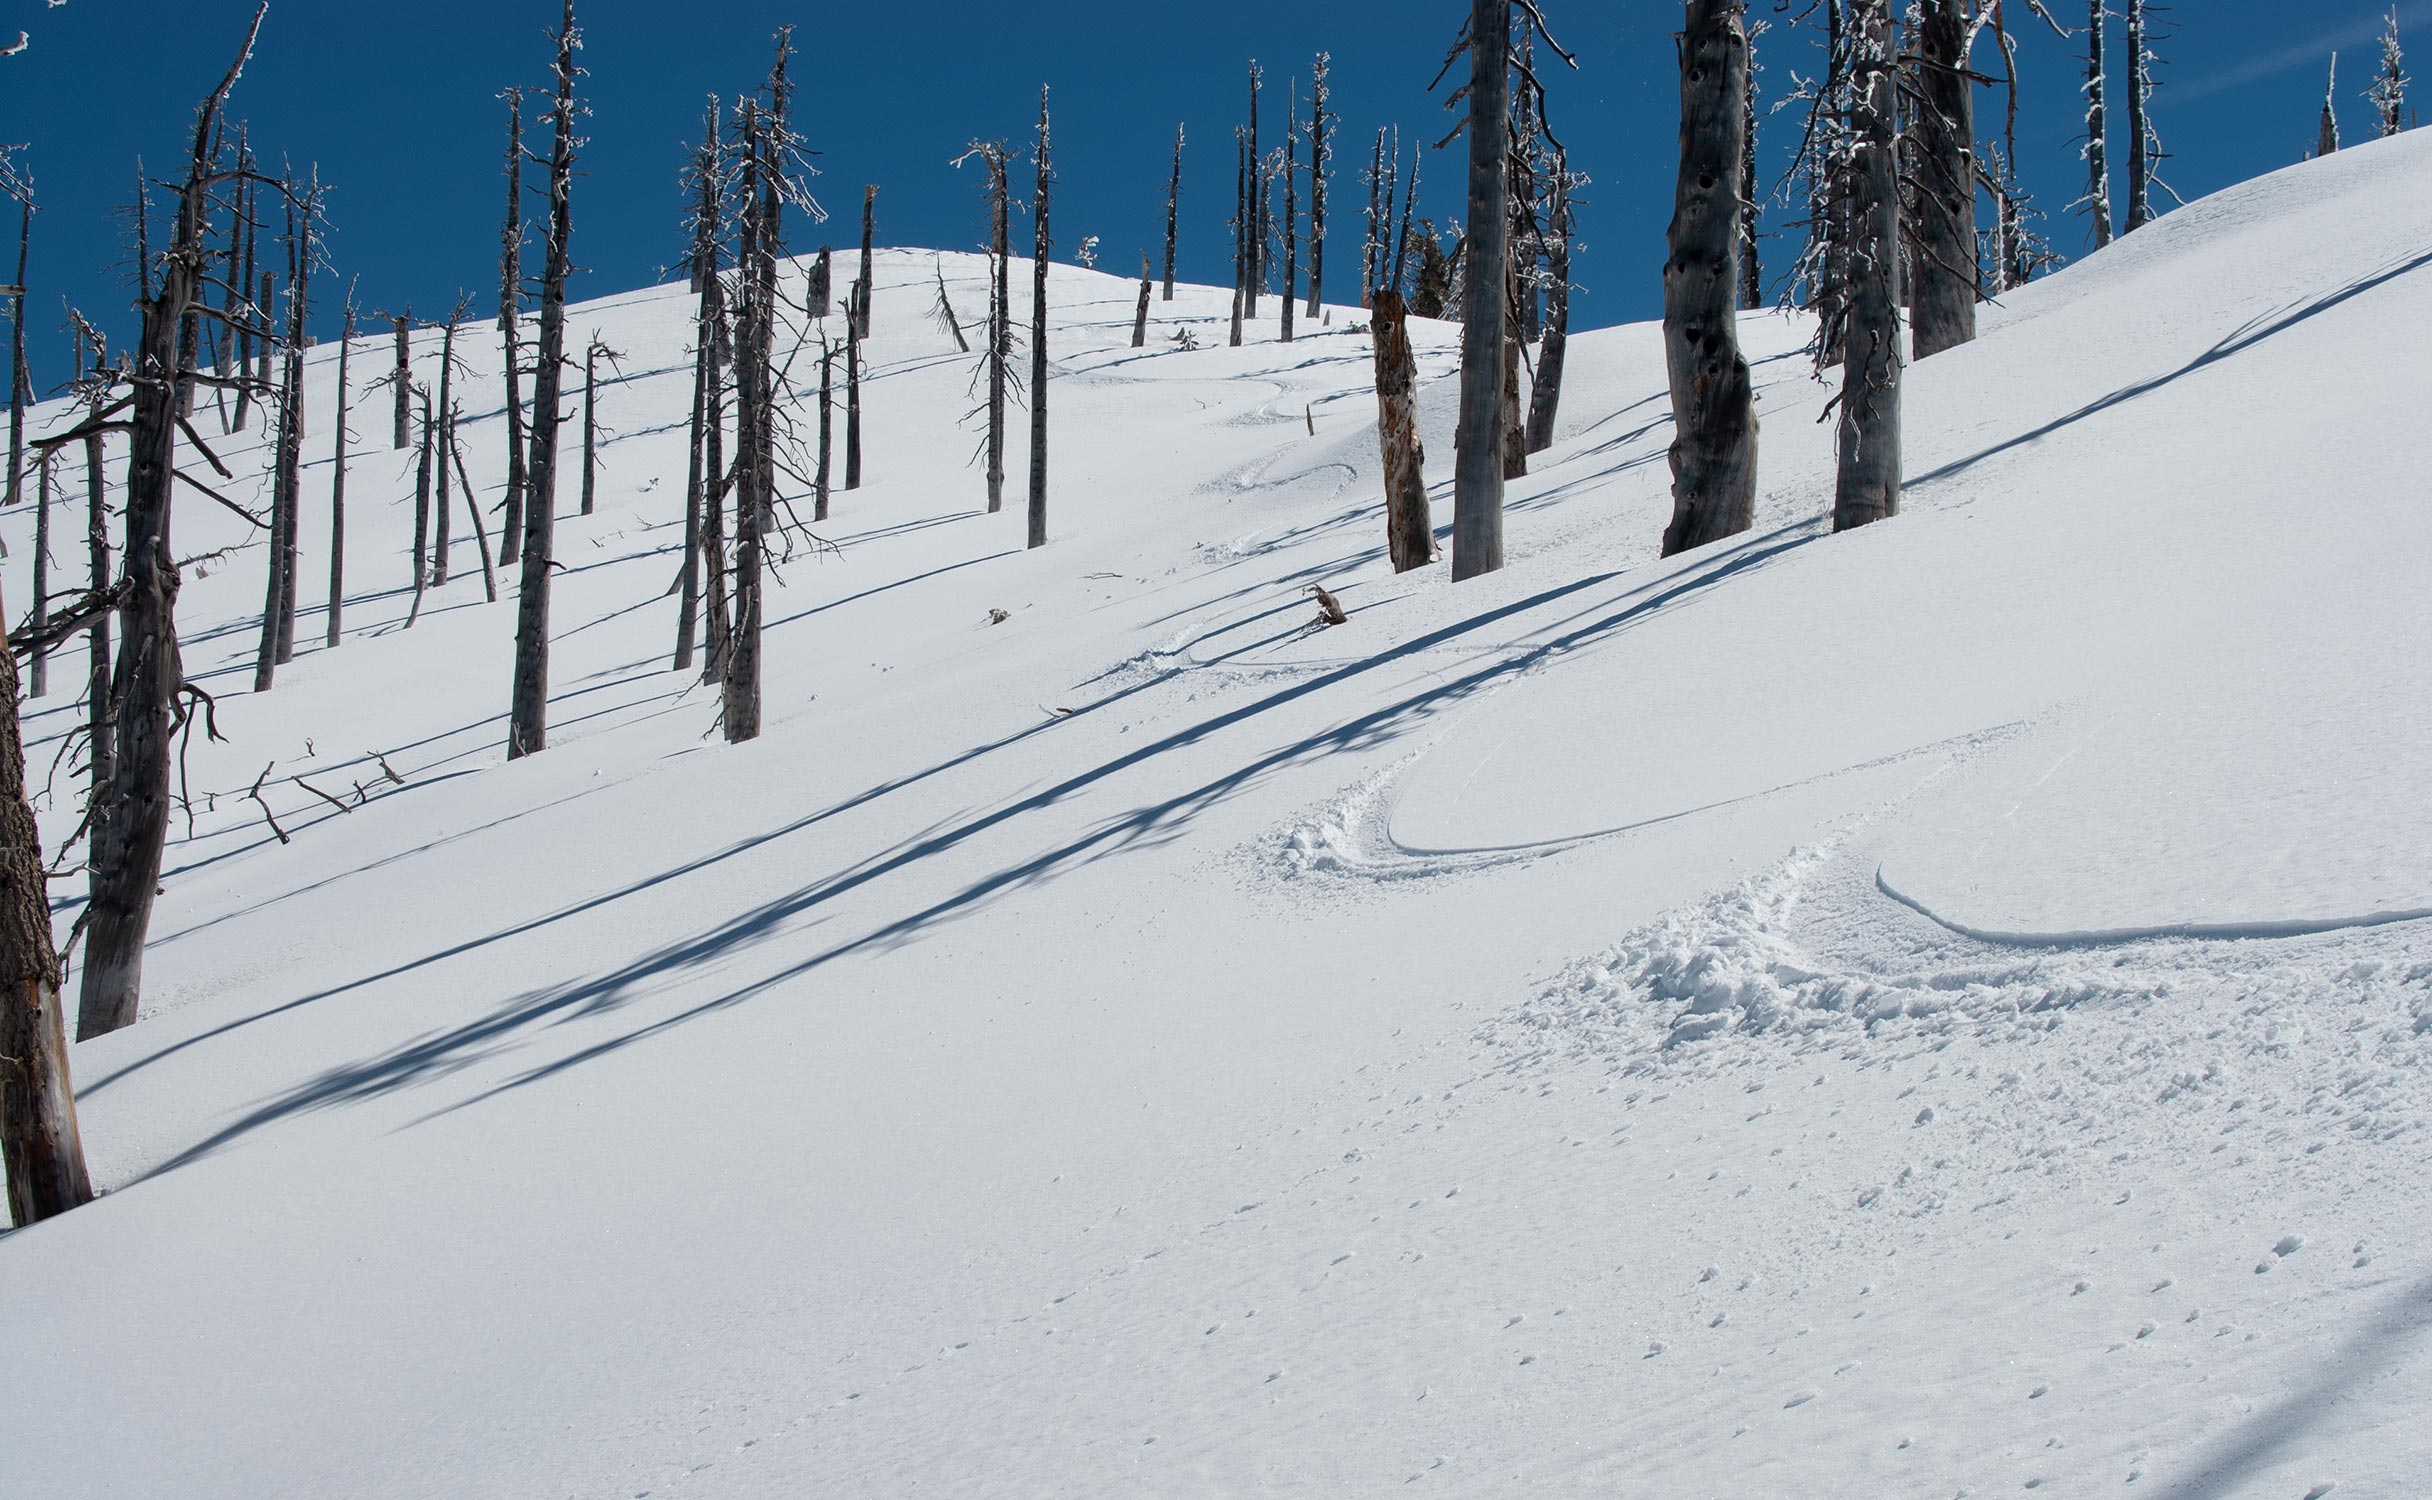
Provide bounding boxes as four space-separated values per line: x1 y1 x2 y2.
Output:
0 584 91 1227
987 146 1009 513
816 334 833 522
430 317 456 588
1362 127 1386 307
1281 88 1299 344
674 331 707 673
447 425 498 603
254 358 292 686
1499 262 1526 479
1230 132 1248 347
1245 62 1263 318
677 104 720 672
1391 134 1419 295
2124 0 2154 233
808 246 831 319
327 301 352 647
1810 0 1852 366
272 214 307 666
1834 0 1902 532
2318 55 2341 157
1911 0 1977 360
1163 124 1183 300
1371 292 1432 573
5 199 26 511
28 453 49 697
508 0 579 762
406 390 432 626
1028 87 1052 551
1525 152 1572 455
581 338 601 516
1307 52 1330 316
82 388 111 800
500 89 530 569
1451 0 1512 582
701 296 729 686
80 4 264 1040
1663 0 1761 555
1133 253 1152 348
390 314 411 450
724 109 769 747
856 185 877 339
845 280 863 490
1741 30 1764 311
230 170 254 431
2083 0 2113 248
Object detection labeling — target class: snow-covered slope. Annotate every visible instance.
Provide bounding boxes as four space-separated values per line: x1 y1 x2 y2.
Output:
3 128 2430 1500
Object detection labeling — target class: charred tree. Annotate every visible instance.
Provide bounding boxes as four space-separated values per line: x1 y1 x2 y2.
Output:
1307 53 1331 316
1524 150 1575 455
581 335 618 516
1028 86 1052 551
1910 0 1978 359
675 101 722 673
406 388 432 626
816 329 834 522
1 579 91 1227
1391 134 1420 296
431 306 464 589
27 452 47 697
1741 21 1764 311
2083 0 2113 247
390 312 411 449
700 301 730 685
1663 0 1761 555
1281 86 1300 344
327 293 353 647
808 245 832 318
1449 0 1513 581
4 186 27 512
1370 291 1432 573
507 0 580 762
856 184 877 338
960 140 1012 514
1362 127 1387 307
1245 61 1264 317
2123 0 2160 233
1163 123 1183 300
1230 130 1248 347
499 87 531 568
1133 252 1152 347
80 5 268 1040
673 313 709 674
845 277 863 489
1834 0 1902 531
2318 54 2341 157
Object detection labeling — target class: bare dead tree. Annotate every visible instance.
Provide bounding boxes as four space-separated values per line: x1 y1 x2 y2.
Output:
700 299 730 684
406 385 432 626
389 311 411 448
446 423 498 603
326 287 355 647
1663 0 1761 555
66 312 113 800
1281 83 1300 344
856 183 877 338
1 571 91 1226
498 86 530 568
2123 0 2166 233
1834 0 1902 531
1229 129 1248 346
1370 291 1432 572
2318 53 2341 157
580 333 620 516
508 0 581 762
674 96 722 674
1307 52 1332 316
1028 86 1052 550
845 275 863 489
931 254 970 352
1524 148 1579 454
80 3 269 1040
1391 131 1420 295
1742 18 1766 310
3 176 26 512
807 244 831 318
1361 126 1388 307
2081 0 2113 247
953 139 1013 513
255 168 319 688
1909 0 1979 359
1245 60 1264 316
1163 123 1183 300
1132 252 1152 348
27 450 48 696
816 327 834 521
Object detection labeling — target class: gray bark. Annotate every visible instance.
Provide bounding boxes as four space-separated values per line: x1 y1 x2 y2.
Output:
80 4 263 1040
5 200 25 511
808 246 831 319
327 302 351 647
1525 153 1571 455
856 185 876 338
448 421 498 603
987 146 1009 513
1163 124 1182 300
406 390 431 626
431 317 456 588
83 383 110 799
1911 0 1978 361
1229 132 1247 347
1307 52 1330 316
500 89 530 568
1 585 90 1226
2318 56 2341 157
1663 0 1760 555
391 314 411 450
1245 62 1263 318
27 453 47 696
1133 253 1152 348
816 334 832 522
1451 0 1512 582
508 0 579 761
1361 127 1385 307
845 279 862 490
1834 0 1902 532
1281 88 1299 344
1028 87 1051 552
2124 0 2154 233
1370 291 1432 573
674 327 707 673
2085 0 2113 247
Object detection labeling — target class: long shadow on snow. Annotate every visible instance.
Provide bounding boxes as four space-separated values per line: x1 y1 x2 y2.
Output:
116 523 1820 1174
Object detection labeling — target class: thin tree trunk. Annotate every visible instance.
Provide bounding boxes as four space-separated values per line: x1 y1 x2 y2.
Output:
83 394 110 803
1307 52 1330 316
500 90 530 569
327 302 351 646
231 170 254 431
1163 124 1182 300
2085 0 2113 248
1911 0 1978 360
431 317 456 588
1499 261 1526 479
1029 87 1052 551
1246 62 1263 318
845 281 863 490
1451 0 1512 582
674 330 706 673
1663 0 1762 555
701 296 729 686
0 581 91 1227
448 427 498 604
2124 0 2152 232
987 147 1009 513
1362 127 1385 308
816 335 833 522
1371 292 1432 573
4 201 25 511
1391 134 1418 312
79 3 264 1040
508 0 578 761
391 314 412 450
1834 0 1902 531
1282 87 1299 344
1741 30 1765 311
581 340 599 516
724 105 771 746
28 453 48 696
1230 133 1247 347
857 185 877 339
406 389 432 627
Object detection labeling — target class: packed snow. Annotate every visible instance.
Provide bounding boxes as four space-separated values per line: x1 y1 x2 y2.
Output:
3 124 2430 1499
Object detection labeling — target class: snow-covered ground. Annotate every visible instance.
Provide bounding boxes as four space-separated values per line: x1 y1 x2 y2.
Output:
3 125 2429 1499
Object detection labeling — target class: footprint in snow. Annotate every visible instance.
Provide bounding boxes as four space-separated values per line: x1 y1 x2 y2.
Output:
2274 1234 2305 1257
1783 1390 1818 1409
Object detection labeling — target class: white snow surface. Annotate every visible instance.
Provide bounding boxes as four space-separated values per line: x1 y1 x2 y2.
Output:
3 132 2431 1499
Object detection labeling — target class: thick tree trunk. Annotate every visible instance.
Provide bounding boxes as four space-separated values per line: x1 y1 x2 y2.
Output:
508 0 579 762
0 587 91 1227
1370 292 1432 573
1834 0 1902 532
1163 125 1182 301
1526 157 1571 455
1028 88 1052 551
1451 0 1512 582
1663 0 1762 556
1910 0 1978 360
1307 52 1330 317
2085 0 2113 248
327 306 351 647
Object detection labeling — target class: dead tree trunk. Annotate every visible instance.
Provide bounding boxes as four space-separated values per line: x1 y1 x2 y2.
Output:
1163 124 1183 300
808 246 832 319
1307 52 1331 316
230 165 254 431
700 296 729 686
1133 252 1152 347
1525 150 1572 455
845 279 863 490
499 87 530 568
1834 0 1902 531
856 184 877 338
1362 127 1386 307
1371 291 1432 572
82 372 111 799
4 195 26 511
676 103 720 673
1230 131 1247 347
674 325 708 674
1281 87 1299 344
431 312 458 588
447 423 497 603
81 4 267 1041
1451 0 1512 582
407 389 432 626
327 296 352 647
986 144 1010 512
1741 28 1764 311
2318 56 2342 157
1391 133 1419 296
2124 0 2156 233
508 0 580 762
1028 87 1052 551
2084 0 2113 248
390 313 411 449
816 331 833 522
1 581 91 1227
1245 62 1264 317
581 336 617 516
1910 0 1977 360
1663 0 1762 555
724 104 771 746
28 453 48 696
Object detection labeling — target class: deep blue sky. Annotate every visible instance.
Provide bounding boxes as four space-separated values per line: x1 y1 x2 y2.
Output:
0 0 2419 388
